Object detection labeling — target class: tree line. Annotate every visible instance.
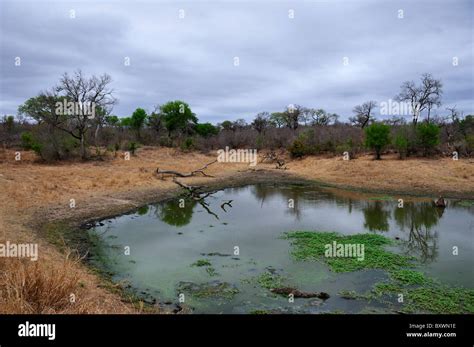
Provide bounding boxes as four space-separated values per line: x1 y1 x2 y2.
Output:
0 70 472 161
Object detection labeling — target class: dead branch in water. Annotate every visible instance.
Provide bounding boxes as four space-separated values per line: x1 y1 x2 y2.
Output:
156 160 217 179
172 178 204 194
172 178 219 219
156 160 224 219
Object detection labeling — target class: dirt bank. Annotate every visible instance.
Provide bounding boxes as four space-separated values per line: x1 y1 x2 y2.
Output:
0 147 473 313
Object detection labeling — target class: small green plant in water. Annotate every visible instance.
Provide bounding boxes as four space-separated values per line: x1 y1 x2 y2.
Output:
191 259 212 267
284 231 414 272
255 271 286 290
206 267 219 277
389 269 429 285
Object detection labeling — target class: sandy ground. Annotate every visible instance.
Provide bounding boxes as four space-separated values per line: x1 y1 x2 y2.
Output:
0 147 473 313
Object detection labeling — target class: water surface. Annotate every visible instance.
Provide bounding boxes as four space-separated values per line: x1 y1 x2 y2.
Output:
89 183 474 313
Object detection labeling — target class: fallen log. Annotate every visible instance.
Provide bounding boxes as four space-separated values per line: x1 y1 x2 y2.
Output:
156 160 217 179
270 287 330 299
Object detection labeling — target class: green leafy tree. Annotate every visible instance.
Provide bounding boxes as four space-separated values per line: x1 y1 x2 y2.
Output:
416 122 440 156
160 100 197 137
220 120 233 131
269 112 286 128
365 123 391 160
195 123 218 138
394 133 409 159
105 115 119 127
120 117 132 127
130 108 147 140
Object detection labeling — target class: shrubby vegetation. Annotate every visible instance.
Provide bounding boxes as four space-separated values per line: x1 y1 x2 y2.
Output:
0 71 472 161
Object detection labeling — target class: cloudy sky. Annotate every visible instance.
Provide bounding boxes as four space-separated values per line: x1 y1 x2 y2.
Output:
0 0 472 123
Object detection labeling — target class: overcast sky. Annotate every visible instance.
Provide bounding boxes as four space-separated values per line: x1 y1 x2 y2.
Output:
0 0 472 123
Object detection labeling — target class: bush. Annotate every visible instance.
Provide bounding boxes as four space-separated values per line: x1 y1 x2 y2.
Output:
180 137 195 152
128 141 139 155
365 123 391 160
466 134 474 154
288 138 307 158
195 123 218 138
416 123 440 156
335 143 351 156
20 132 41 154
394 133 408 159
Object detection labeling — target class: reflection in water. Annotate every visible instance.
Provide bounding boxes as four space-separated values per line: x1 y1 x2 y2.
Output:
362 201 390 232
154 185 445 262
155 199 197 227
90 183 473 313
252 184 306 220
250 185 443 263
394 202 441 263
137 205 149 215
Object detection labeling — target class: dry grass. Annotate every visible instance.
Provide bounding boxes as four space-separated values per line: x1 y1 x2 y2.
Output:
289 153 474 195
0 147 472 314
0 252 80 313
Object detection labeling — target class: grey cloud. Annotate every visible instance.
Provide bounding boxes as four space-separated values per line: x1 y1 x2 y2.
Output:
0 0 472 122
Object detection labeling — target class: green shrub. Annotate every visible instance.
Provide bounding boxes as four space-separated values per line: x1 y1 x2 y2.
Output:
416 123 440 156
195 123 218 138
128 141 139 155
20 131 42 156
180 137 195 152
365 123 391 160
394 133 408 159
288 138 307 158
335 143 351 155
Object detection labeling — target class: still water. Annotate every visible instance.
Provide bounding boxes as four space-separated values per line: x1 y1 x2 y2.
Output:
89 183 474 313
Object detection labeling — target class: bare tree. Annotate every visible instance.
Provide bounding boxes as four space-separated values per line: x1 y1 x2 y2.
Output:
303 108 338 126
148 105 164 135
349 101 377 128
252 112 269 134
53 70 116 159
446 106 461 123
396 73 442 125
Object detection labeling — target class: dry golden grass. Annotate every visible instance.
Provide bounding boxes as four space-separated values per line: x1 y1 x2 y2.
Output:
289 153 474 195
0 253 79 313
0 147 472 314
